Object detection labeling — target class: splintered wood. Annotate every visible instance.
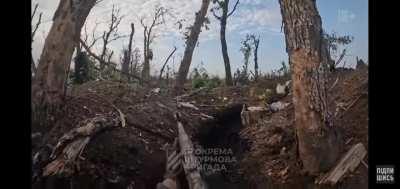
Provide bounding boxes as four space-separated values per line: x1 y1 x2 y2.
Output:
316 143 367 185
43 113 123 177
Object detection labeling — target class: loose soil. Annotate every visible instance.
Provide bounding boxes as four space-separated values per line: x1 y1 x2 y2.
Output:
32 66 368 189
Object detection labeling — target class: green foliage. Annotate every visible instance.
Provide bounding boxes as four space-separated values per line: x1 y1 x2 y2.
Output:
191 63 221 90
192 68 208 89
234 35 254 85
205 75 222 89
240 35 252 74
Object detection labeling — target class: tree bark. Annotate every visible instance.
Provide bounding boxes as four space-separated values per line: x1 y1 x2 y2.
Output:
175 0 211 94
32 0 96 107
141 26 150 83
220 1 233 86
253 37 259 81
279 0 341 174
140 7 166 84
122 23 135 76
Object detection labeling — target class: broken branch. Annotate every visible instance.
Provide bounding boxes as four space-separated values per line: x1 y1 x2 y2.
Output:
227 0 240 17
159 46 177 80
43 113 123 177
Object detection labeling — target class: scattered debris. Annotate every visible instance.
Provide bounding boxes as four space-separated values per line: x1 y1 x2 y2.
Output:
345 137 353 145
285 80 291 89
269 101 290 112
341 94 364 116
178 102 200 110
329 77 339 91
276 83 286 95
276 80 291 95
152 88 161 94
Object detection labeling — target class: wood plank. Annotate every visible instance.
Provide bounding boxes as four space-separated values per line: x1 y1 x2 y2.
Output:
317 142 367 185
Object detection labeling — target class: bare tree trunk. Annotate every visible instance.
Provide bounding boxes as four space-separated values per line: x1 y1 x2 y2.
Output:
99 5 125 70
279 0 341 174
140 7 167 84
213 0 239 86
141 26 150 84
175 0 211 94
220 15 233 86
218 1 233 86
253 37 259 81
122 23 134 77
32 0 96 107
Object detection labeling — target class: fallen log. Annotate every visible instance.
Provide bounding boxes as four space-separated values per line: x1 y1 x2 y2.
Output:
316 143 367 185
42 113 123 177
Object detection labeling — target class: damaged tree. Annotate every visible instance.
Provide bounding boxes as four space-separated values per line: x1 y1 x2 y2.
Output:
279 0 341 174
323 32 353 71
121 23 135 80
99 5 125 70
249 34 260 81
175 0 212 94
235 36 252 85
140 6 168 83
31 3 42 76
159 46 177 81
211 0 240 86
32 0 97 108
131 48 142 77
79 9 142 82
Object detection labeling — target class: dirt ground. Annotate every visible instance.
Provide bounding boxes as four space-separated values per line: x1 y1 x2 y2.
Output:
238 66 368 188
32 66 368 189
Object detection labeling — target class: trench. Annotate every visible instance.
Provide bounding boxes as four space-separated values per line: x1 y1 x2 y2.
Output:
191 104 368 189
32 103 367 189
193 104 252 188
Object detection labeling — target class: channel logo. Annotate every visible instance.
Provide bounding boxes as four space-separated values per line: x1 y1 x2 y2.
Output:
376 165 395 184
